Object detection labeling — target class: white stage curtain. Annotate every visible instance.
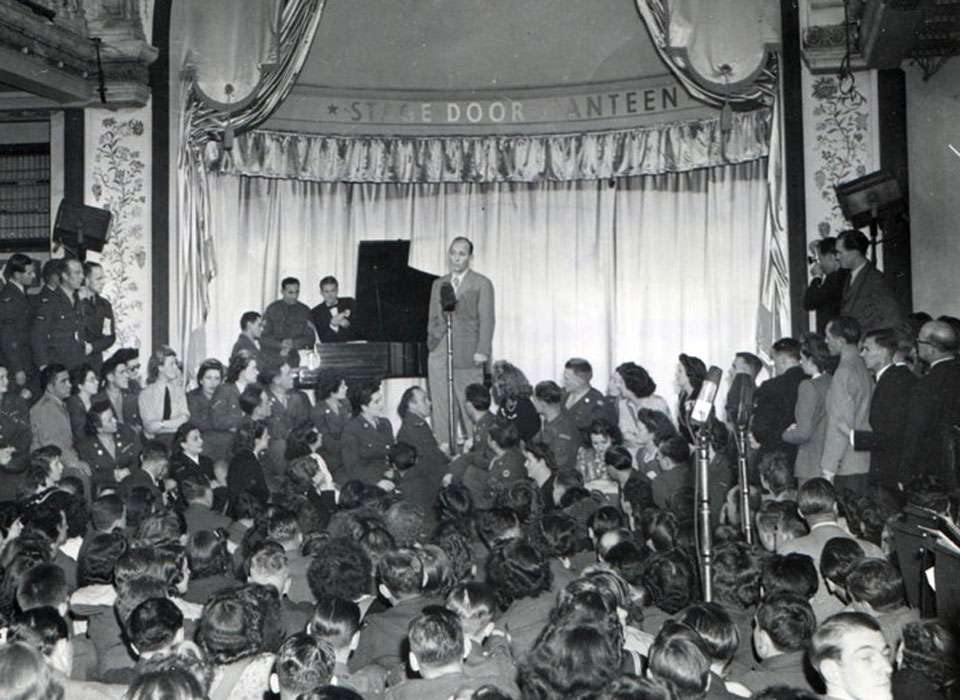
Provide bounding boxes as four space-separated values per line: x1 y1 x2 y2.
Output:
197 159 766 406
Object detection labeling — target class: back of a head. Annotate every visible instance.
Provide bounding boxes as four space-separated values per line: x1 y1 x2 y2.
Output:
845 558 905 612
798 478 836 517
307 594 361 649
520 621 622 698
91 493 125 532
196 587 264 664
820 537 865 587
275 632 336 695
759 452 796 497
641 550 695 614
678 602 740 666
647 627 710 700
408 605 464 667
128 597 184 654
711 541 761 609
762 552 819 600
899 621 959 688
757 591 817 653
16 563 67 612
77 530 129 588
0 641 63 700
307 538 373 602
127 669 206 700
485 539 551 610
378 548 425 598
533 380 563 405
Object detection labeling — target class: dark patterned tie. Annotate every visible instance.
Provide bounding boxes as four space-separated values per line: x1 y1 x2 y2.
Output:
162 386 172 421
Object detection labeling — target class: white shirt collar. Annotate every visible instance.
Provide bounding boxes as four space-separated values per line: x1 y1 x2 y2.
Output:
875 363 893 382
931 356 955 369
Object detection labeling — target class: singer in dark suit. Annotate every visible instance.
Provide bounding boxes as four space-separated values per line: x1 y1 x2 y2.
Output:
311 276 358 343
427 237 495 447
899 321 960 488
837 230 903 333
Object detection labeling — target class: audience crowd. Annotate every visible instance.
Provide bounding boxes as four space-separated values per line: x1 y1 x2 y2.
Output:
0 246 957 700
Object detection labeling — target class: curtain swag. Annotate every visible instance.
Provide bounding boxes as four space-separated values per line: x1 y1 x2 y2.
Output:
214 108 771 184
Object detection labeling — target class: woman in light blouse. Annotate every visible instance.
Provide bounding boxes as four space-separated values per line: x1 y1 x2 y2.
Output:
137 346 190 447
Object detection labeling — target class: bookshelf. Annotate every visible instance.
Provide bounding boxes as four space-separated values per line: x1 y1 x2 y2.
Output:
0 143 50 249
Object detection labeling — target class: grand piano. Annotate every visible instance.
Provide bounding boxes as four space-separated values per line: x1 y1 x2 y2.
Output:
295 240 436 387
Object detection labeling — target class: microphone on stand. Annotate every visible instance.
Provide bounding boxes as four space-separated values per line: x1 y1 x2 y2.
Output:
729 372 756 543
730 373 755 429
691 365 723 602
440 282 458 312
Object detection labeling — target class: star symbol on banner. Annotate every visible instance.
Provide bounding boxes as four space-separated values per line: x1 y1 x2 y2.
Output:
327 104 339 115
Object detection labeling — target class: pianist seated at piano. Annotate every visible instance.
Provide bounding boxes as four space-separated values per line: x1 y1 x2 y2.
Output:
341 380 395 485
311 276 358 344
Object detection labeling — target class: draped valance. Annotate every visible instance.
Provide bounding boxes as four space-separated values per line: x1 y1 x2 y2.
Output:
215 108 770 183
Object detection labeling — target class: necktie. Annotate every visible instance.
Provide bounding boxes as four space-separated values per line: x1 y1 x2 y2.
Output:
452 275 461 296
162 386 172 421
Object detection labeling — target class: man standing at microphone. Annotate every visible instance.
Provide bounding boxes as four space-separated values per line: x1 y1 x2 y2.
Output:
427 237 495 449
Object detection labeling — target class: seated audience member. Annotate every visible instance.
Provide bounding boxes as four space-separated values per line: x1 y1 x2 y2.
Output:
195 586 279 698
759 451 798 502
561 358 617 440
448 382 497 472
754 500 808 553
77 400 141 496
350 548 435 671
248 540 313 632
30 364 89 475
227 418 271 509
445 582 501 657
20 444 65 501
279 453 338 534
0 640 69 700
652 434 693 510
631 407 678 475
735 591 818 694
231 311 263 362
210 351 261 447
307 594 387 696
128 668 207 700
397 385 450 468
459 422 525 509
678 603 744 698
531 379 580 471
181 472 230 533
491 360 539 443
341 381 395 485
307 538 376 618
485 538 553 656
605 444 653 514
761 552 819 602
710 541 763 669
389 441 442 526
518 618 622 700
309 370 350 477
475 507 522 552
138 346 190 446
893 621 959 700
809 611 893 700
20 498 77 589
640 549 697 631
521 440 561 510
98 354 138 429
610 361 674 455
187 358 232 461
387 606 518 700
780 478 883 620
845 558 918 649
119 439 170 504
535 513 582 589
575 418 622 483
646 621 712 700
126 597 185 661
184 529 235 604
272 633 336 700
261 358 313 482
602 675 672 700
264 508 310 602
169 421 217 489
819 537 865 607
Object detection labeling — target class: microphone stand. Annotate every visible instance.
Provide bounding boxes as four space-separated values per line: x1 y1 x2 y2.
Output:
695 426 713 602
734 424 753 544
443 308 457 454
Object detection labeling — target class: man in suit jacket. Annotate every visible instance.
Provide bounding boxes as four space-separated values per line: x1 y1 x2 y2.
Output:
821 317 874 495
311 276 358 343
31 258 89 372
231 311 263 362
899 320 960 489
804 237 849 334
855 328 916 494
0 254 37 388
837 229 903 333
396 385 450 472
426 237 495 448
752 338 807 464
79 262 116 373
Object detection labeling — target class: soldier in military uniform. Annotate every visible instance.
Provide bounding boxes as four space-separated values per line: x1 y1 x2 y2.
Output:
459 421 524 508
531 380 580 471
31 258 89 372
0 254 37 391
560 357 617 442
77 400 142 497
80 262 116 373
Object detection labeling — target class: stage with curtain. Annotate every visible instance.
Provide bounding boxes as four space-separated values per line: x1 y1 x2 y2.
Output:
171 0 790 411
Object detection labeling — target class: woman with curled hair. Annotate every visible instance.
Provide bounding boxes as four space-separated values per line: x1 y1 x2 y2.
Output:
184 530 235 604
310 370 350 476
19 445 64 500
633 408 679 475
518 620 622 700
435 483 474 537
211 351 260 447
66 363 99 442
491 360 539 443
783 332 834 482
227 419 271 510
188 357 232 462
0 641 64 700
77 400 141 496
575 418 622 483
340 381 394 485
609 362 674 458
674 353 707 445
196 587 277 698
486 538 553 656
275 454 337 535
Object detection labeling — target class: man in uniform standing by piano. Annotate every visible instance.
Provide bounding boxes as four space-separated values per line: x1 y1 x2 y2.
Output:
427 237 495 449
